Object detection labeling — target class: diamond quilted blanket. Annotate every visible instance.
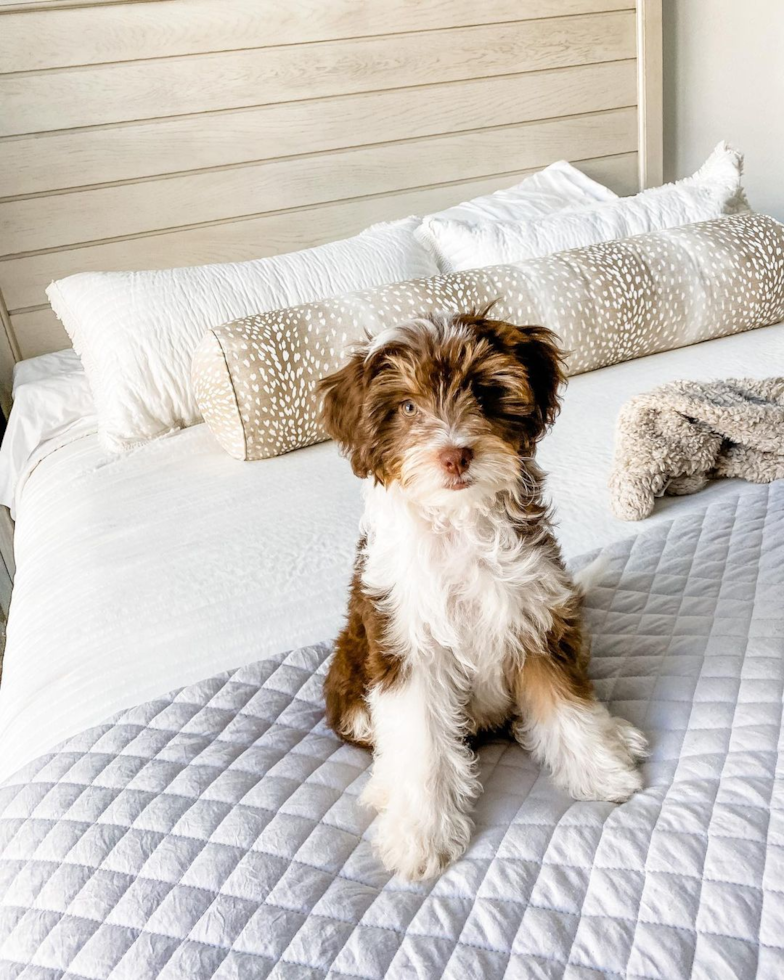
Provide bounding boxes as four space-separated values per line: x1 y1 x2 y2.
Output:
1 484 783 980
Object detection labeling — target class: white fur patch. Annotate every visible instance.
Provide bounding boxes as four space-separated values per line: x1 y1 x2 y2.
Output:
357 481 646 878
572 553 611 594
366 313 469 357
339 704 372 744
363 669 477 880
361 481 574 675
359 482 576 879
515 699 648 803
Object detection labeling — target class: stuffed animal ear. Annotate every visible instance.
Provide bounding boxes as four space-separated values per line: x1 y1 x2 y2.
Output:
318 349 372 478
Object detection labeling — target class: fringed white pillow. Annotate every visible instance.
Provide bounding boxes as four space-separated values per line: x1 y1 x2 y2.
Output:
417 143 749 272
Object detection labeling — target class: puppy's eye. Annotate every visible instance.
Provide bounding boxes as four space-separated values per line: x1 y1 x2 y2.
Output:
401 400 418 417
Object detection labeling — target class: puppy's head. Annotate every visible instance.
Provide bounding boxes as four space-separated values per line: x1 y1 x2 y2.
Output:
318 312 565 508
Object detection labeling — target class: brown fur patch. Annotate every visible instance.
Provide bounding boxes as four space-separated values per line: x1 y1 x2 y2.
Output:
318 313 565 484
323 544 404 748
513 608 594 724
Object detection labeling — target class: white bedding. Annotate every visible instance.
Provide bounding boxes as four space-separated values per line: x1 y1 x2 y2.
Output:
1 323 783 779
4 481 784 978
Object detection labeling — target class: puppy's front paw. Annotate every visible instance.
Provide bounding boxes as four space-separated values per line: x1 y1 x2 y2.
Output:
547 710 647 804
360 775 390 813
373 806 472 881
568 717 647 803
613 717 649 762
575 761 643 804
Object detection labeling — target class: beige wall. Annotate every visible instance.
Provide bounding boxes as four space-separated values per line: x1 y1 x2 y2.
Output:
663 0 784 220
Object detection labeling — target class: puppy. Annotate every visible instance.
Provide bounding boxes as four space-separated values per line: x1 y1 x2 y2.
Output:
318 311 647 881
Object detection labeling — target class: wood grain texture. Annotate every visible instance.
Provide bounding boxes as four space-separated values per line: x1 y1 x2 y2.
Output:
9 308 68 359
0 0 101 7
0 555 10 623
0 507 14 583
0 1 172 8
1 108 637 255
8 306 66 360
4 148 631 358
0 12 636 136
1 153 639 313
0 299 16 415
0 61 637 197
637 0 663 187
0 0 635 72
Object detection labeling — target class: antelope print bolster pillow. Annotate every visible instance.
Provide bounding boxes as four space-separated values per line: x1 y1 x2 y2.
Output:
192 213 784 461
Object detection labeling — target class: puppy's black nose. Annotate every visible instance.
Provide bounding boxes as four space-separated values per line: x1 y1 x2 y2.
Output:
439 446 473 476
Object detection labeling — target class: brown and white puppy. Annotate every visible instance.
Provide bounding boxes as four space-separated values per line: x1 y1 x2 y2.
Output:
319 312 647 881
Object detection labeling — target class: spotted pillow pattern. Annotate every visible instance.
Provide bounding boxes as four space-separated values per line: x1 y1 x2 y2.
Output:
192 213 784 461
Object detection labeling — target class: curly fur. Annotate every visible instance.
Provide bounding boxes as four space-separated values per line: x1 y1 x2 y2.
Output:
609 377 784 521
319 313 647 881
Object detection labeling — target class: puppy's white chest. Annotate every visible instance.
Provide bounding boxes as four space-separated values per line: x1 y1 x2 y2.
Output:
418 531 506 645
361 486 560 665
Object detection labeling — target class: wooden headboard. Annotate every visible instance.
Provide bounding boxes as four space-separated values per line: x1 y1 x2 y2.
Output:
0 0 662 407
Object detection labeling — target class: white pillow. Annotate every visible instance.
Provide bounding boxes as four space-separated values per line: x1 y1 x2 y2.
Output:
425 159 618 223
0 350 96 517
418 143 749 272
47 218 441 453
46 164 615 454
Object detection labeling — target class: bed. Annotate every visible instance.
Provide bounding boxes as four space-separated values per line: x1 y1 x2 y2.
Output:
0 321 782 781
1 366 783 977
4 3 784 978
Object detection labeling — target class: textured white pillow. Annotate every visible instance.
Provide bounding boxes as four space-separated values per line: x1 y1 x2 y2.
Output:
47 218 441 452
0 350 95 518
418 143 749 272
424 159 618 224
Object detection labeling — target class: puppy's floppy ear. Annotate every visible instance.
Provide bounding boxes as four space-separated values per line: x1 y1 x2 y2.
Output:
510 325 566 439
318 350 371 478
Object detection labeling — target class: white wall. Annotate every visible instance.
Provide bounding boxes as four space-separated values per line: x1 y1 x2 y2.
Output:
663 0 784 220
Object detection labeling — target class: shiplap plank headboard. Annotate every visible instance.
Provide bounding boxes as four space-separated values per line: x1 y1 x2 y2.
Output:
0 0 662 407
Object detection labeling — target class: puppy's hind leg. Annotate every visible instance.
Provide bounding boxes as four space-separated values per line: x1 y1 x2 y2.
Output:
324 605 373 749
513 631 647 803
364 666 479 881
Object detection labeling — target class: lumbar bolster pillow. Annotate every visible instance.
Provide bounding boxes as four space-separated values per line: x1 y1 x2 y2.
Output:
192 212 784 461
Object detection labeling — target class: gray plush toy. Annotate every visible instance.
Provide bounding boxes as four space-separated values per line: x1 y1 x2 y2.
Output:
609 377 784 520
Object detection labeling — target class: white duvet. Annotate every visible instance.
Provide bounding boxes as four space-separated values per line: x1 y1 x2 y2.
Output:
1 323 783 780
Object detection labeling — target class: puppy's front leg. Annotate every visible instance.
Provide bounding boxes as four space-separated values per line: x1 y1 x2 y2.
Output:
514 645 647 803
363 666 478 881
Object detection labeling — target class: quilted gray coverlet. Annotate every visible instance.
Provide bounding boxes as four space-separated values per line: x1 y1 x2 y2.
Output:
1 484 783 979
